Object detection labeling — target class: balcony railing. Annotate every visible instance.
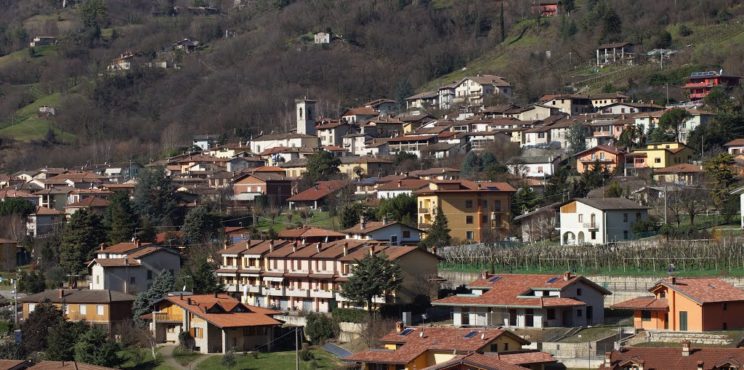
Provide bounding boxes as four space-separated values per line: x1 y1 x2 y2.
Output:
582 223 598 230
418 207 430 213
153 312 181 322
311 290 335 299
285 289 310 298
266 287 285 296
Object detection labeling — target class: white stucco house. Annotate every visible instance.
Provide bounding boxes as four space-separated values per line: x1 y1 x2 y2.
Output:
506 155 562 178
559 198 649 245
342 219 422 245
88 241 181 294
433 272 611 328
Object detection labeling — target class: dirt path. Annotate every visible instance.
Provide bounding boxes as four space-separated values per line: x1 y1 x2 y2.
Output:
158 345 216 370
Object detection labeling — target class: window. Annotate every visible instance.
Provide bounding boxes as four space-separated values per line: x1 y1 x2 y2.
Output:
537 166 543 173
641 310 651 321
80 305 87 315
655 158 661 163
465 200 473 209
29 303 36 312
64 305 69 315
130 276 136 285
724 303 728 311
547 308 556 320
577 288 582 296
147 270 153 280
623 230 629 239
503 343 509 351
481 215 488 223
623 213 628 222
97 305 104 316
466 231 474 240
96 275 99 284
590 231 596 240
636 212 641 220
578 214 583 222
577 309 583 317
466 216 473 224
494 201 501 211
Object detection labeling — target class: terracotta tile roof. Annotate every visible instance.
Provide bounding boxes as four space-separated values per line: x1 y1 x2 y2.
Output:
574 145 625 157
725 138 744 147
409 168 460 177
288 180 347 202
99 242 148 254
0 359 27 369
315 120 346 129
66 196 111 208
34 206 65 216
387 134 437 143
465 74 511 87
163 294 281 328
415 180 516 195
343 221 420 235
600 346 744 370
377 179 431 191
654 163 703 174
654 277 744 304
406 90 438 100
20 289 134 304
424 353 528 370
433 273 610 308
28 361 117 370
611 296 669 311
0 189 35 198
346 327 527 365
278 226 345 239
494 351 557 365
343 106 379 116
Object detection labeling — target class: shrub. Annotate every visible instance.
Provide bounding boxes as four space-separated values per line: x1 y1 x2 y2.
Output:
331 308 367 323
221 350 236 368
300 348 314 361
305 313 339 344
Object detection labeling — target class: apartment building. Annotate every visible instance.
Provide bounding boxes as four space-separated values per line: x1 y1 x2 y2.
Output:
416 180 515 242
215 239 440 312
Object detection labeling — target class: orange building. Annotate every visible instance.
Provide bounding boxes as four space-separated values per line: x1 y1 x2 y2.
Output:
574 145 625 174
612 277 744 332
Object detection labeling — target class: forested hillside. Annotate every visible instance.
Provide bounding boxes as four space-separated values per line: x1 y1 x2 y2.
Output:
0 0 742 169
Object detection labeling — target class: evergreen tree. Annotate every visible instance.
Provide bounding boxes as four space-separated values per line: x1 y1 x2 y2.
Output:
21 301 64 354
47 321 90 361
704 153 738 214
17 270 45 293
511 187 539 217
420 206 451 249
132 270 175 325
340 253 402 312
460 152 482 179
658 108 691 142
74 327 122 367
304 150 341 183
377 194 417 226
182 206 220 244
0 198 35 217
601 8 622 42
59 209 106 277
106 191 138 244
133 167 177 226
566 122 587 154
185 260 222 294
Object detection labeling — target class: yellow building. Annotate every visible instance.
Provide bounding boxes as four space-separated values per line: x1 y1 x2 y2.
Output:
345 325 556 370
416 180 515 242
631 142 695 169
20 289 135 332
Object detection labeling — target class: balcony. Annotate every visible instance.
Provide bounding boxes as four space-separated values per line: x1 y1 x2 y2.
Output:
311 290 335 299
335 293 350 302
286 289 310 298
266 287 286 296
582 223 598 230
418 207 431 214
224 284 239 292
153 312 182 323
246 285 262 294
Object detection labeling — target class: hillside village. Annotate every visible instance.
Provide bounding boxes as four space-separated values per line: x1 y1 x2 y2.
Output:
5 1 744 370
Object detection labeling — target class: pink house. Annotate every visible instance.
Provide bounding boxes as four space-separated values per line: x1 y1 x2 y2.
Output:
533 1 560 17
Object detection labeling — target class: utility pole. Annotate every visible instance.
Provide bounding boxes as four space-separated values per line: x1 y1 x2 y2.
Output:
664 184 668 225
12 277 18 327
295 327 300 370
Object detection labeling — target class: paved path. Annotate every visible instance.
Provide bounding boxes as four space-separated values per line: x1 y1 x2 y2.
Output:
158 345 216 370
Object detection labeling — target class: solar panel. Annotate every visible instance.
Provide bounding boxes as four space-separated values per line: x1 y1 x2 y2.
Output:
400 328 414 336
488 275 501 282
547 277 559 283
464 331 478 338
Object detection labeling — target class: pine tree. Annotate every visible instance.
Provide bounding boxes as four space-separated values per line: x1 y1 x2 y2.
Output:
47 321 90 361
60 209 106 277
421 206 451 249
304 150 341 183
74 327 121 367
133 167 177 226
182 206 220 244
21 302 64 354
107 191 138 244
460 152 482 179
340 253 402 312
132 270 175 325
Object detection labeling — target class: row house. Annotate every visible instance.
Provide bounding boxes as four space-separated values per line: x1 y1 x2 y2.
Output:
600 102 664 115
21 289 135 333
590 92 628 108
216 239 440 313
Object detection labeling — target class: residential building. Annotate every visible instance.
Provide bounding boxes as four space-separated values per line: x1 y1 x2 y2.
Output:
559 198 648 245
725 138 744 155
438 82 458 110
20 289 135 332
26 206 65 237
513 203 560 243
590 93 628 109
343 219 423 245
653 163 704 185
29 36 57 47
377 179 431 199
453 75 513 107
683 70 741 100
596 42 635 66
249 133 319 154
630 142 695 169
678 108 715 143
88 242 181 294
316 120 351 147
416 180 515 242
345 325 556 370
599 102 664 115
149 293 281 354
342 106 379 124
216 240 440 312
506 156 561 178
64 196 111 216
612 277 744 332
539 94 593 116
387 134 438 158
434 272 611 328
313 32 330 44
532 0 560 16
230 172 292 205
409 167 460 180
192 135 219 151
600 343 744 370
405 91 439 110
338 156 394 179
467 131 512 152
574 145 625 174
277 226 346 243
504 104 559 121
287 180 347 210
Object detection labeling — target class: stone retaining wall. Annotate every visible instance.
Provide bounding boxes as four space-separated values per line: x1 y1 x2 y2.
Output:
628 331 732 346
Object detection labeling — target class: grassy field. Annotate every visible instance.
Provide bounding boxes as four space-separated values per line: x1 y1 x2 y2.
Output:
119 348 174 370
196 349 340 370
254 211 340 232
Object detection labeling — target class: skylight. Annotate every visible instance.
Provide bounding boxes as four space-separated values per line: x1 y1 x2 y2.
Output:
547 277 559 283
488 275 501 283
464 331 478 338
399 328 414 336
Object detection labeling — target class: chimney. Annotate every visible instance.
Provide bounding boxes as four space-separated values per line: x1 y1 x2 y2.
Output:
187 298 192 305
214 292 218 298
99 243 105 251
360 215 366 229
395 321 404 333
480 270 488 279
419 329 425 338
269 240 274 252
223 241 228 250
368 246 374 256
382 216 387 226
397 181 401 188
179 293 183 300
343 243 348 256
134 238 141 247
671 276 676 284
697 361 704 370
316 243 321 253
58 289 64 299
682 340 691 357
563 271 572 281
604 352 612 366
